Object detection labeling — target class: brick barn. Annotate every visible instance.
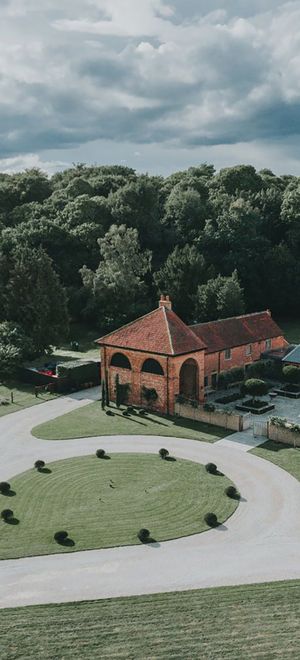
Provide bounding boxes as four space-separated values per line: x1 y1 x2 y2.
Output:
96 295 287 415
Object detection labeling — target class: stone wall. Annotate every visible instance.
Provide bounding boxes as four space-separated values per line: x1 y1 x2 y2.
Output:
175 402 242 432
268 422 300 447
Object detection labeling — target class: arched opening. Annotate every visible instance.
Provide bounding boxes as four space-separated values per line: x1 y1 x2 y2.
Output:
110 352 132 370
179 358 199 400
141 358 164 376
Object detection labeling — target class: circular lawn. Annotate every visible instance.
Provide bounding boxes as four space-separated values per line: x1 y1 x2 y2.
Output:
0 453 239 559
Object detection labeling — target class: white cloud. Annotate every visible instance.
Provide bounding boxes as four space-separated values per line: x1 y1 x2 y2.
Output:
1 1 300 173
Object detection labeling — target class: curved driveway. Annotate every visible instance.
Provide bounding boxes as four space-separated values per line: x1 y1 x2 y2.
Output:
0 389 299 609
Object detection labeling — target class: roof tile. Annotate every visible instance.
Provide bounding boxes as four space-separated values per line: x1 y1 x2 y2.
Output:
191 312 284 354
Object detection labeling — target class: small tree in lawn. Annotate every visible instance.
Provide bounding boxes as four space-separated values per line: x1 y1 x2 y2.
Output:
244 379 268 404
115 374 121 408
282 365 300 385
159 448 169 460
101 380 105 410
34 460 45 471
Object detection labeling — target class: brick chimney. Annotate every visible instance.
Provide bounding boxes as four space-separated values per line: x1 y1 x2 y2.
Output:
159 294 172 310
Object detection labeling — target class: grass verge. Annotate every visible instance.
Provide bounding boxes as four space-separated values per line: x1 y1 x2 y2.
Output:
0 453 237 559
32 402 229 442
252 440 300 481
0 382 59 419
0 581 299 659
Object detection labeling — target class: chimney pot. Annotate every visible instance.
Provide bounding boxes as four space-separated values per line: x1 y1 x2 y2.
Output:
159 294 172 310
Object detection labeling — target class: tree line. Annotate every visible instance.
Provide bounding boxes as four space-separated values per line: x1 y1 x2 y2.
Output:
0 162 299 371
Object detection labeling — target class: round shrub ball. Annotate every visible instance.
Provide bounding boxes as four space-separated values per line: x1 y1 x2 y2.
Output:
106 410 113 416
54 530 68 543
159 448 169 459
205 462 217 474
225 485 240 500
0 482 11 495
1 509 13 522
96 449 105 459
204 512 218 527
138 528 150 542
34 460 45 470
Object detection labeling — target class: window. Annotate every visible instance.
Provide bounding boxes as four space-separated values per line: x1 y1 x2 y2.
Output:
225 348 231 360
246 345 252 356
110 353 132 370
265 339 272 350
204 376 209 387
141 358 164 375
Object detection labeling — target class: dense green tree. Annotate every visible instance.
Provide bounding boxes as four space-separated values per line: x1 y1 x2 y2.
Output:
194 271 245 322
81 224 152 330
0 247 69 353
154 245 213 322
0 322 34 378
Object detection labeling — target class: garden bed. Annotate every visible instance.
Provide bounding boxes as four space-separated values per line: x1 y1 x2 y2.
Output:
273 386 300 399
236 400 275 415
215 393 241 404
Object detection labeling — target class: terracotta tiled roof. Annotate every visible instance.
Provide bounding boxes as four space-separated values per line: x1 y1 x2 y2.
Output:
96 306 206 356
190 311 285 354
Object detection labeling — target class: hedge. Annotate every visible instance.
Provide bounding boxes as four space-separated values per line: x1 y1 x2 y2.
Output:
56 361 100 386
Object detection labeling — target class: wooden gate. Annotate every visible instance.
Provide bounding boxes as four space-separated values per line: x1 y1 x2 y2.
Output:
253 420 269 438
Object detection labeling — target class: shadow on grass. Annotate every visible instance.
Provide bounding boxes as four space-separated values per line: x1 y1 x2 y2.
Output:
38 468 52 474
165 456 177 462
56 538 75 547
5 517 20 525
2 489 16 497
258 440 298 453
173 416 226 438
112 411 147 427
140 537 160 547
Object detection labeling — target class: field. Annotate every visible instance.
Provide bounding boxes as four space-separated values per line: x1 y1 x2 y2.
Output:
0 382 58 419
0 453 237 559
252 440 300 481
32 402 228 442
0 580 299 659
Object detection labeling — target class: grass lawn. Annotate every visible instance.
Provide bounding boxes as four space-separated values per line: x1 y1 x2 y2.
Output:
0 453 237 560
278 319 300 344
252 440 300 481
53 322 99 361
0 581 299 659
0 382 59 419
32 402 229 442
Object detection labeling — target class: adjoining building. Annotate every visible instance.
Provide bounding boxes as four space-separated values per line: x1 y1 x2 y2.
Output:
96 295 287 415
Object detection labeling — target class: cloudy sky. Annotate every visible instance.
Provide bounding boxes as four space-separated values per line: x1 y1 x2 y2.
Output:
1 0 300 175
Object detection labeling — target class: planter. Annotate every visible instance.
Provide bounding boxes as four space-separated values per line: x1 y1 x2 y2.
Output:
273 389 300 399
236 402 275 415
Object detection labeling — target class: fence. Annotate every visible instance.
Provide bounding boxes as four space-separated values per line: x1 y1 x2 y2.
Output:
175 402 244 432
268 421 300 448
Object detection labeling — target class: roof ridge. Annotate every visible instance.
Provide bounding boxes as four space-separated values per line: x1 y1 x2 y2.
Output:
165 308 207 350
190 310 271 328
96 306 164 343
163 306 174 355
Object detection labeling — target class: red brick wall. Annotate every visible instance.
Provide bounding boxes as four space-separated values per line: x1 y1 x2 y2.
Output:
204 336 287 384
100 346 206 414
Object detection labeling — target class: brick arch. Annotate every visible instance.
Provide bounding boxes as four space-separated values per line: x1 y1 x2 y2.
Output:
179 358 199 400
141 358 164 376
110 352 132 370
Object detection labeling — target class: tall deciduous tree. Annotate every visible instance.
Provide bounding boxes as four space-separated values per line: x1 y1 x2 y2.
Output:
194 271 245 322
0 247 69 353
81 224 152 331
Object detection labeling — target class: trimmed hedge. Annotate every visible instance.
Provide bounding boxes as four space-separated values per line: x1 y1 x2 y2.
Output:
56 361 100 387
0 482 11 495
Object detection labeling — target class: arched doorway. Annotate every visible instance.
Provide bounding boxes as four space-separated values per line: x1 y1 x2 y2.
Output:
179 358 199 400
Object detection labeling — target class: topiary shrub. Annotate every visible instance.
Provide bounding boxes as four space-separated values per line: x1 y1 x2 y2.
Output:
0 482 11 495
204 512 218 527
54 530 68 543
106 410 114 416
225 485 240 499
159 448 169 459
243 379 268 404
282 365 300 385
96 449 105 459
127 406 134 414
205 462 217 474
138 528 150 542
34 460 45 471
1 509 13 522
